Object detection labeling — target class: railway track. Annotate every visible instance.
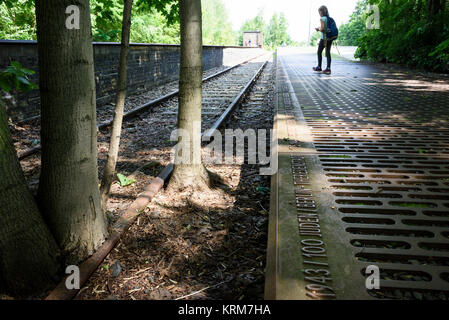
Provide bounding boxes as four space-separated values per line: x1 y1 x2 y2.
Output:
16 54 266 160
46 54 271 300
91 57 269 179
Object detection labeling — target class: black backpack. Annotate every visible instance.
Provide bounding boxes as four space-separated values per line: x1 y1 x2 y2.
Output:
326 17 339 40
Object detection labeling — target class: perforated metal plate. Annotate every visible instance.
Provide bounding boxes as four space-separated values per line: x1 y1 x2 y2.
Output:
277 50 449 300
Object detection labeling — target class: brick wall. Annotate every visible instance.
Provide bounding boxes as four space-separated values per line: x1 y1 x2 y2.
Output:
0 40 263 121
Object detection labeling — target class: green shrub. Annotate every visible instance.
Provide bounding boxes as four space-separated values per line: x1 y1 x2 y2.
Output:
355 0 449 72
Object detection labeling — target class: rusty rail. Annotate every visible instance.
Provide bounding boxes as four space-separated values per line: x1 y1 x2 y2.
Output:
203 60 267 140
45 54 271 300
18 54 266 161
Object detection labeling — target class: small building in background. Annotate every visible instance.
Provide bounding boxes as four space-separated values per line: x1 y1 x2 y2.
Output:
243 31 263 48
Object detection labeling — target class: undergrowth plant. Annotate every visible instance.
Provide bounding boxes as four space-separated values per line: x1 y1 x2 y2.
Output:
355 0 449 72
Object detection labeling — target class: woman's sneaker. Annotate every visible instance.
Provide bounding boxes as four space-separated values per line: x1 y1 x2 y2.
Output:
323 68 331 74
313 66 322 72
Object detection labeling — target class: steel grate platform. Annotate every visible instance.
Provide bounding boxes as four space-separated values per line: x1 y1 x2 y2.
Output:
267 49 449 300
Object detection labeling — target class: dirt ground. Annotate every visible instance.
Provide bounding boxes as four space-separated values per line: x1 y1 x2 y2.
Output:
75 61 275 300
1 59 274 300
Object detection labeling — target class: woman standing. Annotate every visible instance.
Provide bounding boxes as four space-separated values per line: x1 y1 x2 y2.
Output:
313 5 333 74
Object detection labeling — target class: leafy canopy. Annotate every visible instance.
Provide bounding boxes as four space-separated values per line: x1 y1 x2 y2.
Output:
338 0 368 46
202 0 236 46
0 0 179 43
0 0 240 46
239 10 292 48
0 61 38 93
265 12 291 48
355 0 449 71
0 0 36 40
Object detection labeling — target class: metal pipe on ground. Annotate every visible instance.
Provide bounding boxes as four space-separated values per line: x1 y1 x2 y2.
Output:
45 54 270 300
46 164 173 300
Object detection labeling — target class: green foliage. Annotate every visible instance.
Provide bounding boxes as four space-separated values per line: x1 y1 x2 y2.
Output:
93 0 236 45
0 0 248 46
239 10 292 48
256 186 270 195
91 0 179 42
131 9 180 44
355 0 449 71
94 29 122 42
0 0 33 6
91 0 123 41
202 0 236 46
135 0 178 24
309 31 321 46
117 173 136 187
238 9 266 46
0 61 37 93
429 37 449 62
0 0 36 40
265 13 291 48
338 0 368 46
0 0 179 43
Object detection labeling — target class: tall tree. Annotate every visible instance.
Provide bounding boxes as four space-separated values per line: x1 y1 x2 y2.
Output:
0 63 59 296
265 12 291 48
338 0 367 46
130 9 180 44
0 0 36 40
238 9 266 46
202 0 235 45
356 0 449 71
170 0 209 189
428 0 446 15
91 0 123 41
35 0 108 263
100 0 178 208
100 0 134 210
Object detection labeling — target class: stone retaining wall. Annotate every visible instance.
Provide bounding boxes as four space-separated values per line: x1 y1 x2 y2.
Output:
0 40 263 121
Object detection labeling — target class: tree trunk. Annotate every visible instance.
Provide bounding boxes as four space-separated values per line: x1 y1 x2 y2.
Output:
100 0 134 211
0 100 59 296
428 0 444 14
35 0 108 264
170 0 209 189
416 0 423 14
